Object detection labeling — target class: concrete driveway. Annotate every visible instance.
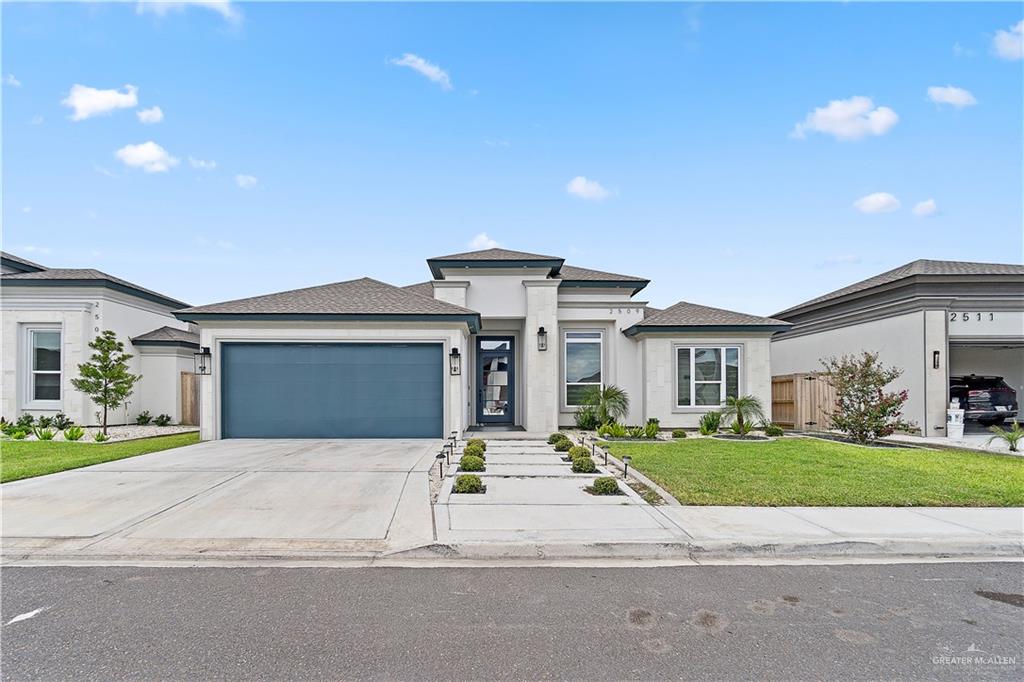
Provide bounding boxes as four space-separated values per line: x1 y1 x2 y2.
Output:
2 439 440 562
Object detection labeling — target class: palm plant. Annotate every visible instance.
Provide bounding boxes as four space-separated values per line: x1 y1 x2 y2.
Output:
581 385 630 425
987 420 1023 453
721 395 766 434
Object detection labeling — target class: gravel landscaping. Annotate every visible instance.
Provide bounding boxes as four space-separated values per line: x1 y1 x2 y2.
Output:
3 424 198 443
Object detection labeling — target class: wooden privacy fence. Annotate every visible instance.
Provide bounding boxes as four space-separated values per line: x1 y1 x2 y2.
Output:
771 373 836 431
180 371 199 426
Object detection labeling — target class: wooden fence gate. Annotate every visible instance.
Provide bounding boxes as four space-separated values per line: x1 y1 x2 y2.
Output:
771 373 836 431
180 371 199 426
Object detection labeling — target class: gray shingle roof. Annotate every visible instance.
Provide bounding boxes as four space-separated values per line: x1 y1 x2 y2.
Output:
775 259 1024 317
1 268 188 308
557 264 649 283
1 251 47 272
402 281 436 298
131 326 200 347
176 277 479 319
643 305 661 319
627 300 790 333
428 247 562 262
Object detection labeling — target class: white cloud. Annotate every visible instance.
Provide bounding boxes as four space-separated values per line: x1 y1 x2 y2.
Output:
115 141 179 173
389 53 453 90
993 20 1023 60
469 233 500 249
953 42 975 58
137 106 164 124
853 192 901 214
235 174 258 189
3 74 21 87
927 85 977 109
20 245 52 255
189 156 217 170
912 198 938 217
566 176 611 201
136 1 242 24
791 96 898 141
62 84 138 121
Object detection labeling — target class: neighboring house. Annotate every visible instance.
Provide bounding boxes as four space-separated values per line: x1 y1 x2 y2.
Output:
771 259 1024 437
174 248 789 440
1 252 198 426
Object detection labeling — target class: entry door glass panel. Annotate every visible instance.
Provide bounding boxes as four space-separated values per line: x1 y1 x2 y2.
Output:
476 337 515 424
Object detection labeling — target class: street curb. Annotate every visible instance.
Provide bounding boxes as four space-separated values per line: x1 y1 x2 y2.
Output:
389 537 1024 563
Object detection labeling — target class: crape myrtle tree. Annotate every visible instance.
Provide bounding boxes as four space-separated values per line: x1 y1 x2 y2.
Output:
71 330 142 435
820 351 912 444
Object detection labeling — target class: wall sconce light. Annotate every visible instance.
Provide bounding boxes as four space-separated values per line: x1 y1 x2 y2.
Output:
933 350 940 370
193 346 212 375
537 326 548 351
449 347 461 375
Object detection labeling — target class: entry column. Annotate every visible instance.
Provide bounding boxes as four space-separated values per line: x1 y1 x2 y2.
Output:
523 280 560 433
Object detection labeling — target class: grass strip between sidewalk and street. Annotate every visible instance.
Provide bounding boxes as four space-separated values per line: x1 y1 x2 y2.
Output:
605 436 1024 507
1 432 201 483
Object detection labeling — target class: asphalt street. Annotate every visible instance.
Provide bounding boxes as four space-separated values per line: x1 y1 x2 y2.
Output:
2 562 1021 680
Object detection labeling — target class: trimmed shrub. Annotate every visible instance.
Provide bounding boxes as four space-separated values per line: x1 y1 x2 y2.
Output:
466 438 487 452
154 414 172 426
590 477 620 495
698 411 722 435
454 474 484 494
571 455 597 473
568 445 590 460
135 410 153 426
459 454 485 472
672 429 688 439
763 423 784 437
37 416 54 429
548 432 566 444
16 414 35 429
53 412 73 430
64 426 85 441
463 442 486 460
553 439 573 452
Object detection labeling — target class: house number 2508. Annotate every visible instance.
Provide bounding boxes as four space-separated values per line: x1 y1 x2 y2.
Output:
950 312 994 321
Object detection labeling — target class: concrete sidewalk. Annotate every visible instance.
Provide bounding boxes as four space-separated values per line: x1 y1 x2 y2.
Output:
423 437 1024 563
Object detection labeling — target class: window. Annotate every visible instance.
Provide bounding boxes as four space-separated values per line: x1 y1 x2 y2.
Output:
29 328 62 404
565 331 602 406
676 346 740 407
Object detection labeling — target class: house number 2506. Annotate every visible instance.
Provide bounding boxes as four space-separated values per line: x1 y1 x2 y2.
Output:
950 312 994 321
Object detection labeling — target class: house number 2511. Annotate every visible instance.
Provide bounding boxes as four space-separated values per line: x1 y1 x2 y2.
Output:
950 312 994 321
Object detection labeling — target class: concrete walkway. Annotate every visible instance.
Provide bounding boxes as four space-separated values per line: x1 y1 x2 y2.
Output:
423 437 1024 563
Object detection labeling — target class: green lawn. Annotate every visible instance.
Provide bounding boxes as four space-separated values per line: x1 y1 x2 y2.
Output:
606 437 1024 507
1 432 201 483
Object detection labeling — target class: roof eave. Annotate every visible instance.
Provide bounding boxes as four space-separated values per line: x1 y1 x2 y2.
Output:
131 339 201 349
624 324 792 337
427 258 565 280
0 256 46 274
558 279 650 294
1 277 188 309
173 311 482 333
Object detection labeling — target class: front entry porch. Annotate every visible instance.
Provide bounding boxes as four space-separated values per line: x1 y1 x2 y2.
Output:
474 335 517 427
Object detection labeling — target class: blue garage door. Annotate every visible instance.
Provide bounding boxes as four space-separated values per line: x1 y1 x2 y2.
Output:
220 343 443 438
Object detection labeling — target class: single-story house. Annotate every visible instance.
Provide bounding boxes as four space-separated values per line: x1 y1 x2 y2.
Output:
771 259 1024 437
174 248 790 440
1 251 199 426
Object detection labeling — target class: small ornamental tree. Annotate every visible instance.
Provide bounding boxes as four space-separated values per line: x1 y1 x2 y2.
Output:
71 331 142 434
820 351 911 443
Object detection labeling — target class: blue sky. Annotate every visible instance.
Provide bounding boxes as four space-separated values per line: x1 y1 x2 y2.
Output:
3 1 1022 315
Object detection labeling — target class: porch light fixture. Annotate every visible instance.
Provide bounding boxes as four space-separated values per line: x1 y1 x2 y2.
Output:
193 346 212 375
933 350 940 370
537 326 548 351
449 347 461 375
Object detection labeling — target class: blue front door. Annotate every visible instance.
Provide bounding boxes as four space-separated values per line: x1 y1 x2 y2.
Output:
476 337 515 424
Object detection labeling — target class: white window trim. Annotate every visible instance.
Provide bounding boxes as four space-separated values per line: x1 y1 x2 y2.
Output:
24 324 63 410
564 330 604 407
674 345 741 409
